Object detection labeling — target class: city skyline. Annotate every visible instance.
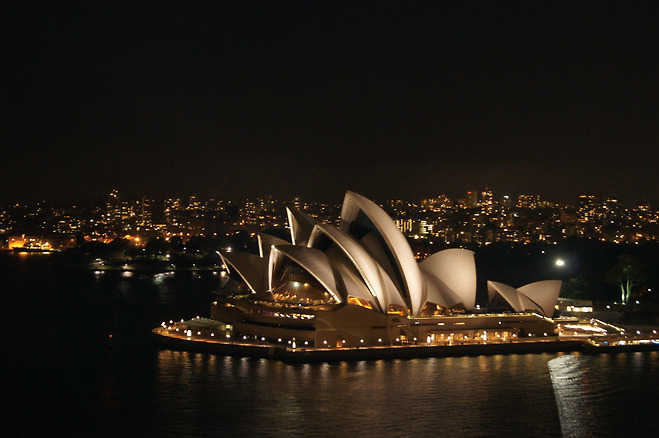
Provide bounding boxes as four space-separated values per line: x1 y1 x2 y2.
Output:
1 186 654 210
3 3 659 205
3 187 658 252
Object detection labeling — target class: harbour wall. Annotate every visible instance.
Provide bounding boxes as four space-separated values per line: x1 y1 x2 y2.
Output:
153 330 633 363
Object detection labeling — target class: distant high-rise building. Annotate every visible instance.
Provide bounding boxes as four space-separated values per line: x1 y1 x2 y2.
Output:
500 195 512 209
517 194 540 209
395 218 413 234
164 198 182 226
465 190 479 208
603 196 620 218
499 194 513 228
481 188 494 215
139 197 153 226
106 189 121 226
578 194 597 222
419 219 433 235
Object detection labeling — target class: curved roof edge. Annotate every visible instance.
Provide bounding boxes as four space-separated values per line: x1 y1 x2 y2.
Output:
487 280 524 312
487 280 548 316
518 280 562 317
340 191 426 315
271 244 343 304
329 254 383 312
220 252 268 294
257 233 289 258
309 223 405 312
286 207 317 245
419 248 477 310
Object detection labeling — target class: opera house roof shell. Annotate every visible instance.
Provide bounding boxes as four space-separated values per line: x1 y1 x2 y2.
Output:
221 191 479 316
220 191 561 317
487 280 562 317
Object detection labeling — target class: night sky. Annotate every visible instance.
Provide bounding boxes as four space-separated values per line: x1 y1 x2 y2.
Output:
3 2 659 205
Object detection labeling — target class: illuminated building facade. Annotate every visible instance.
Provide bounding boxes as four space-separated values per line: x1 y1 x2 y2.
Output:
487 280 562 317
106 189 121 225
212 192 560 347
517 194 540 209
465 190 479 208
481 188 493 215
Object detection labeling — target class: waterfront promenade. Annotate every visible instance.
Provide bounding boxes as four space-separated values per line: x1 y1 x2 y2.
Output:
152 319 659 363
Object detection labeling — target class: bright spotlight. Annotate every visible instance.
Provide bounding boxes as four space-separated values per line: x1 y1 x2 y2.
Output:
555 259 565 267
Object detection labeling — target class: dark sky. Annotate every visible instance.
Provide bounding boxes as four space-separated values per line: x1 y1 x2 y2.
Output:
2 1 659 206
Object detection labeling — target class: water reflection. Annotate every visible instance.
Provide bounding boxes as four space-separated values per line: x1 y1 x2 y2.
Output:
549 352 659 437
549 353 594 438
149 353 562 437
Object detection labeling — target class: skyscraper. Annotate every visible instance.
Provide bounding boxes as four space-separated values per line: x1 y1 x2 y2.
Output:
106 189 121 226
465 190 479 208
481 188 493 215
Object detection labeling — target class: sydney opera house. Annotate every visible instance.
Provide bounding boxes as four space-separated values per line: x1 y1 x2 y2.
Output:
211 191 561 348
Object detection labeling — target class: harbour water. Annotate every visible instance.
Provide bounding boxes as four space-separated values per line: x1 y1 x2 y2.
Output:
5 252 658 437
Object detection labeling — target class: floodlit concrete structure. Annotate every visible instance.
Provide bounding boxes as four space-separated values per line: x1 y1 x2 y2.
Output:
487 280 562 317
340 191 427 315
212 191 561 347
420 248 477 311
220 191 478 316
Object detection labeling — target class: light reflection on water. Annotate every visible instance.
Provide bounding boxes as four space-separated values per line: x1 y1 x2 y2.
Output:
148 352 562 437
549 351 659 438
129 350 659 438
549 353 594 437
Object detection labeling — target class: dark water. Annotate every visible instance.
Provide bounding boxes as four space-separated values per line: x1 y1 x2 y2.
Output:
4 253 658 437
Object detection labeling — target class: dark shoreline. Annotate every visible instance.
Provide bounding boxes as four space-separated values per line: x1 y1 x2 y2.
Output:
152 330 659 363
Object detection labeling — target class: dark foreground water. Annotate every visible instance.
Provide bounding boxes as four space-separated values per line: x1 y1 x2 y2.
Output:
4 253 659 437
